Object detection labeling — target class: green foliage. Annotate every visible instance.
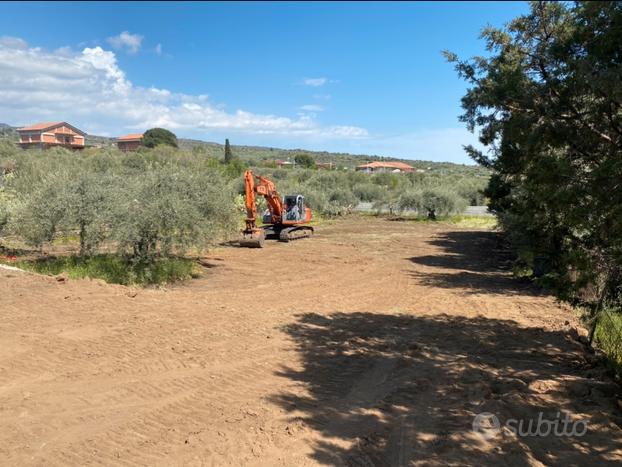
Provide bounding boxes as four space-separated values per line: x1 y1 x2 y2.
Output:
222 156 247 178
13 254 198 286
0 130 489 284
418 189 467 219
224 138 234 164
111 165 237 262
64 170 112 255
372 190 400 215
294 153 316 169
143 128 178 148
0 190 11 237
398 188 467 219
593 309 622 377
447 215 497 229
448 1 622 313
246 164 483 218
12 171 71 248
352 183 384 202
0 145 239 270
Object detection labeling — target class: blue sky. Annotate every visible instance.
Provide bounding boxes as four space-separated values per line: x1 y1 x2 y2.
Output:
0 1 529 163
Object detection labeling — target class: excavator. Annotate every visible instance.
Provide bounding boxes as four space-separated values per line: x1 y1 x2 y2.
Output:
239 169 314 248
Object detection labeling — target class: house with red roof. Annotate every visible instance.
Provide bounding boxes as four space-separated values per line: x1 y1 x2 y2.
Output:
356 161 415 173
17 122 86 150
117 133 144 151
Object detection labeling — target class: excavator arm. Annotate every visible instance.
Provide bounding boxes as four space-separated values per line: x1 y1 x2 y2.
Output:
240 169 313 248
243 169 284 232
241 169 282 247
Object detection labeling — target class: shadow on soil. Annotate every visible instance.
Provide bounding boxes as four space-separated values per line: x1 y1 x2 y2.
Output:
408 230 539 296
272 312 621 466
271 231 622 465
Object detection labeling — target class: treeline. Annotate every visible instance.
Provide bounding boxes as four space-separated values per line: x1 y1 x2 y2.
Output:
0 143 239 264
0 141 488 275
448 2 622 330
249 167 487 218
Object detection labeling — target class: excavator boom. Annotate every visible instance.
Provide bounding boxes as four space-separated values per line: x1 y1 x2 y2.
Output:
239 169 313 248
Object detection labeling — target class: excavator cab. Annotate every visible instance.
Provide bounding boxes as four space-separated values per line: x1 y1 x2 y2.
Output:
284 195 305 221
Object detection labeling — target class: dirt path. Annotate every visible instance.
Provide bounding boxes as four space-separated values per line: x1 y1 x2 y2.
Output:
1 217 621 465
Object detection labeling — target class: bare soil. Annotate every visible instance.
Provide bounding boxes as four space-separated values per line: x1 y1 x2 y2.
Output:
2 216 621 466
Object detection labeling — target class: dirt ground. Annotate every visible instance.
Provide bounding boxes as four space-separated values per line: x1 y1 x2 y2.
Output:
2 216 622 466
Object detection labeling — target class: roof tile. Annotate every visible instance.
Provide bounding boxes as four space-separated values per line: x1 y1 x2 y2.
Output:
117 133 144 141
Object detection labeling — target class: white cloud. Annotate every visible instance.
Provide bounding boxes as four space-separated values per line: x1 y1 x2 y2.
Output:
0 36 28 50
326 126 368 138
54 46 75 57
155 43 162 55
303 77 327 87
300 104 324 112
0 37 367 140
106 31 143 54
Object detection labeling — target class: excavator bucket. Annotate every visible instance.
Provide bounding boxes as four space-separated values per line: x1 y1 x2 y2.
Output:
239 229 266 248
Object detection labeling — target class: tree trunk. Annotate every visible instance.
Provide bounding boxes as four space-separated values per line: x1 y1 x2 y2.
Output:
79 221 86 256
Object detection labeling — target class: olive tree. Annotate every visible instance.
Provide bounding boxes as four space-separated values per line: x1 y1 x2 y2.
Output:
111 166 237 262
398 188 466 219
12 171 71 248
0 189 12 240
64 170 113 255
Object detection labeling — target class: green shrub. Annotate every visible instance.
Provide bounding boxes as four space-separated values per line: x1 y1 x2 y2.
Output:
398 188 467 219
143 128 178 148
0 192 10 238
353 183 384 202
14 254 198 286
294 153 315 168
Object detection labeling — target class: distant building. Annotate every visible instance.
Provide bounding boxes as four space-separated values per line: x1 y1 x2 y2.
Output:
117 133 144 151
275 159 294 168
17 122 86 150
356 161 415 173
316 162 334 170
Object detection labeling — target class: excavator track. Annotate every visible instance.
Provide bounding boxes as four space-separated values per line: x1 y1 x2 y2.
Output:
278 226 314 242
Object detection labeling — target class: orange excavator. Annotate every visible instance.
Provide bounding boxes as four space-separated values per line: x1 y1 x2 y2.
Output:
240 169 314 248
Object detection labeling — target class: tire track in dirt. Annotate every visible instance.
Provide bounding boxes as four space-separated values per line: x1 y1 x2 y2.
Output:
2 217 621 466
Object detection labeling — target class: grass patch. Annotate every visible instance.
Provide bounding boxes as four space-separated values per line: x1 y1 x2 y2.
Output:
361 212 497 229
10 254 200 286
593 309 622 378
52 233 80 245
446 215 497 229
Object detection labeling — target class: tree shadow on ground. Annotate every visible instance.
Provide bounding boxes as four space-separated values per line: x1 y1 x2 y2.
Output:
272 312 622 466
407 230 541 296
410 231 511 273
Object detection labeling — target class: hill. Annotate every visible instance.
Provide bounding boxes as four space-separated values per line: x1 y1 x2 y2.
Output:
0 123 486 175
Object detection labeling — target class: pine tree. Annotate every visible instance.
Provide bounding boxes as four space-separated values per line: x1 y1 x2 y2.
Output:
224 139 233 164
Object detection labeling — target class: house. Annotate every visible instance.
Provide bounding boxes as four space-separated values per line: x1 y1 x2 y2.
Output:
275 159 294 168
356 161 415 173
17 122 86 150
117 133 144 151
316 162 334 170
